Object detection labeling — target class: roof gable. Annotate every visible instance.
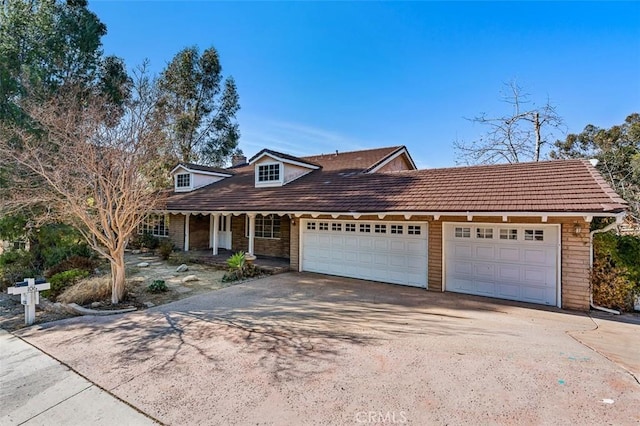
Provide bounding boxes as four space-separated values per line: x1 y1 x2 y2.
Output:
249 149 321 170
170 163 234 177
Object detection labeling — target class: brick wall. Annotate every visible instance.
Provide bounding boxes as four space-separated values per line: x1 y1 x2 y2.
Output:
232 214 291 258
428 221 442 291
168 214 185 250
290 219 300 271
189 214 210 250
560 219 591 310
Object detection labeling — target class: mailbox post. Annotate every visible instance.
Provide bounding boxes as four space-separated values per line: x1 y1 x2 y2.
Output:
7 278 51 326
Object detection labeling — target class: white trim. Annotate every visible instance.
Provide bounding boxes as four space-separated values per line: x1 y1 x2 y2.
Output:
249 152 320 170
255 161 284 187
170 164 233 178
174 173 193 192
161 210 625 221
366 147 417 173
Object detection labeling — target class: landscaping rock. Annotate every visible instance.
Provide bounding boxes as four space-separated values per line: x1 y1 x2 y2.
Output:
91 302 102 308
182 275 199 283
143 301 155 308
131 249 142 254
137 262 150 268
176 264 189 273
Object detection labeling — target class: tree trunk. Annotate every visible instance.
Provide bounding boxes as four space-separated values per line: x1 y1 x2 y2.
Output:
110 248 126 304
533 111 541 162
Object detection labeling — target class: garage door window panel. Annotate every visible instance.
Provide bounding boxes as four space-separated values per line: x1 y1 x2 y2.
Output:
455 227 471 238
500 229 518 240
476 228 493 239
525 229 544 241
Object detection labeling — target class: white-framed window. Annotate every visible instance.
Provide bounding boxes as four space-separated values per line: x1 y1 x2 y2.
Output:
390 224 403 234
407 225 421 235
345 223 356 232
524 229 544 241
138 214 169 237
306 222 316 230
360 224 371 233
319 222 329 231
246 214 281 239
500 229 518 240
476 228 493 239
175 173 191 190
455 227 471 238
331 223 342 232
257 163 281 183
374 224 387 234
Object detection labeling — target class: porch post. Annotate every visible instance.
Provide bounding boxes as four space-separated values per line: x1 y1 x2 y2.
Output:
212 213 220 255
247 213 256 256
184 213 190 252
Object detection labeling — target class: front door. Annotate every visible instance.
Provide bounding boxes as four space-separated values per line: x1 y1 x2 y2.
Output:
218 216 232 250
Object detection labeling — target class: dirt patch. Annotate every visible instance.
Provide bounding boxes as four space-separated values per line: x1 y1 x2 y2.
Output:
0 253 247 332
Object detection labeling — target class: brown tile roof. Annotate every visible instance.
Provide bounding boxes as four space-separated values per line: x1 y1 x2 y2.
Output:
301 146 402 171
175 162 234 175
248 149 322 168
165 153 627 214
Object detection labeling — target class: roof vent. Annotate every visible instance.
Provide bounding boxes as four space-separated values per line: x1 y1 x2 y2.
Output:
589 158 599 167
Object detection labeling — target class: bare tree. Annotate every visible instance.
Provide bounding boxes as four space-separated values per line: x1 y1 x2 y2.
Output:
0 68 167 303
454 81 565 165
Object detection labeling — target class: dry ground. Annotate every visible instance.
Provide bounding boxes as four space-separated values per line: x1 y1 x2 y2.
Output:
16 273 640 426
0 253 231 332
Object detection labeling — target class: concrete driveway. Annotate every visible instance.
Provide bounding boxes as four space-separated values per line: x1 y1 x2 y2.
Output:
15 273 640 425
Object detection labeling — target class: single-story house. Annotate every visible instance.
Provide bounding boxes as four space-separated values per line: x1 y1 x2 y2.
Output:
151 146 626 311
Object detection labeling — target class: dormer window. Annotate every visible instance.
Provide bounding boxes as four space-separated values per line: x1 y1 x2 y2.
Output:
255 162 283 187
258 163 280 182
176 173 191 191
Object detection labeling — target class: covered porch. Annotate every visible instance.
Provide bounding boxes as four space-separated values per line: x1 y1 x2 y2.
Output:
176 248 290 274
168 212 292 260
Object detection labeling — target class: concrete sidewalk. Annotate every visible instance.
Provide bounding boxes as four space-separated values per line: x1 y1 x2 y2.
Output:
0 329 157 426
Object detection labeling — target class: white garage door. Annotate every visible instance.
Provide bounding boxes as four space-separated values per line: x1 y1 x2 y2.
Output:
301 220 428 288
444 223 559 306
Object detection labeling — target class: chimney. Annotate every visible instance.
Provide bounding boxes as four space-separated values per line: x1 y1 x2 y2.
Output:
231 154 247 167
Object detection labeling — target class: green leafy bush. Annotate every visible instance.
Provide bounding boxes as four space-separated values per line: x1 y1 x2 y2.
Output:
44 268 89 301
129 232 160 250
147 279 168 293
0 250 37 290
592 232 640 311
222 252 264 282
157 239 174 260
46 256 100 278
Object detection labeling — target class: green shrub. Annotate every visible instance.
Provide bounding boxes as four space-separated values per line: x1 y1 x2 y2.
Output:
147 280 168 293
157 239 174 260
0 250 38 290
46 256 100 278
43 268 89 301
129 232 160 250
222 252 265 282
592 232 640 311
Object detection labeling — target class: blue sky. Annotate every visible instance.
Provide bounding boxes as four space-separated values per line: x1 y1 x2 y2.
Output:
90 1 640 168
